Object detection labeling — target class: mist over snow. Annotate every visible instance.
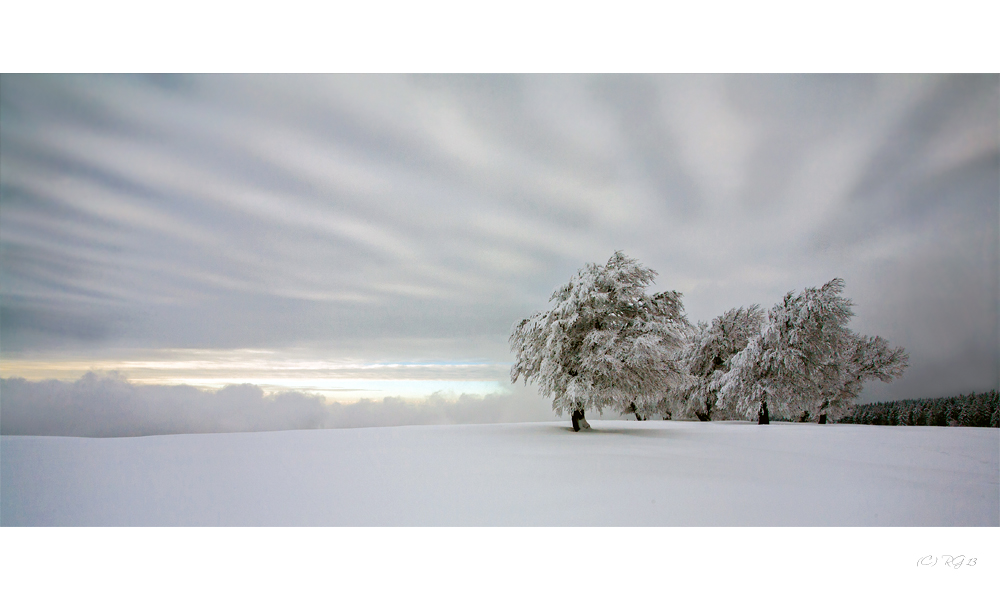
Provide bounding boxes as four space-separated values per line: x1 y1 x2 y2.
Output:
0 373 557 437
1 74 997 422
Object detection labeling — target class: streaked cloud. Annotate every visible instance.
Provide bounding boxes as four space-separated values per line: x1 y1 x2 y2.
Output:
1 74 996 417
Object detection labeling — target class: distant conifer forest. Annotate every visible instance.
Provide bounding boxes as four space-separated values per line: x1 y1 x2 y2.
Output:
832 390 999 427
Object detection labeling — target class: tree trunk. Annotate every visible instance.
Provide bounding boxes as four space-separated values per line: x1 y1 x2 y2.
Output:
758 400 770 425
818 414 827 424
572 409 591 431
628 402 646 421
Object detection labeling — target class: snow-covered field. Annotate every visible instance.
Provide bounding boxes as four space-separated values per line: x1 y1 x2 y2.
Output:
2 420 997 526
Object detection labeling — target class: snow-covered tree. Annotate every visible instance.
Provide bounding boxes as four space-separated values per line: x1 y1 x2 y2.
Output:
509 251 689 430
718 278 907 424
670 305 764 421
797 332 909 423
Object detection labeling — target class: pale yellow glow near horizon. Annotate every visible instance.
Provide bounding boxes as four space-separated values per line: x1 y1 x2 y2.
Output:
0 348 512 402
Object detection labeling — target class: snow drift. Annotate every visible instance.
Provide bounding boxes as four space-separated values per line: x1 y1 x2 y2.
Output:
3 420 996 526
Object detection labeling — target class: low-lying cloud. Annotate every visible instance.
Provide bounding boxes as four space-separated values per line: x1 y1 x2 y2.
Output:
0 372 557 437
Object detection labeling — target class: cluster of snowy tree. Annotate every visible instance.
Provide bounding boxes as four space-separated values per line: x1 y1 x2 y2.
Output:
837 390 999 428
510 252 909 430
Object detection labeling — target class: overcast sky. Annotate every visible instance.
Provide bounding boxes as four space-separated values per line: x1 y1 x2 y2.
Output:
1 74 997 418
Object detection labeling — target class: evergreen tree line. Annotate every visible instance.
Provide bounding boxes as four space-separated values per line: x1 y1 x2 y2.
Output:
835 390 999 427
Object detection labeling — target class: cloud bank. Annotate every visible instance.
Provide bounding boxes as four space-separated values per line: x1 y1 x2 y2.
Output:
0 373 557 437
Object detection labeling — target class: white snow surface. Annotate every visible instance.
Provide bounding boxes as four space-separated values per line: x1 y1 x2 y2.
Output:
2 420 997 526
